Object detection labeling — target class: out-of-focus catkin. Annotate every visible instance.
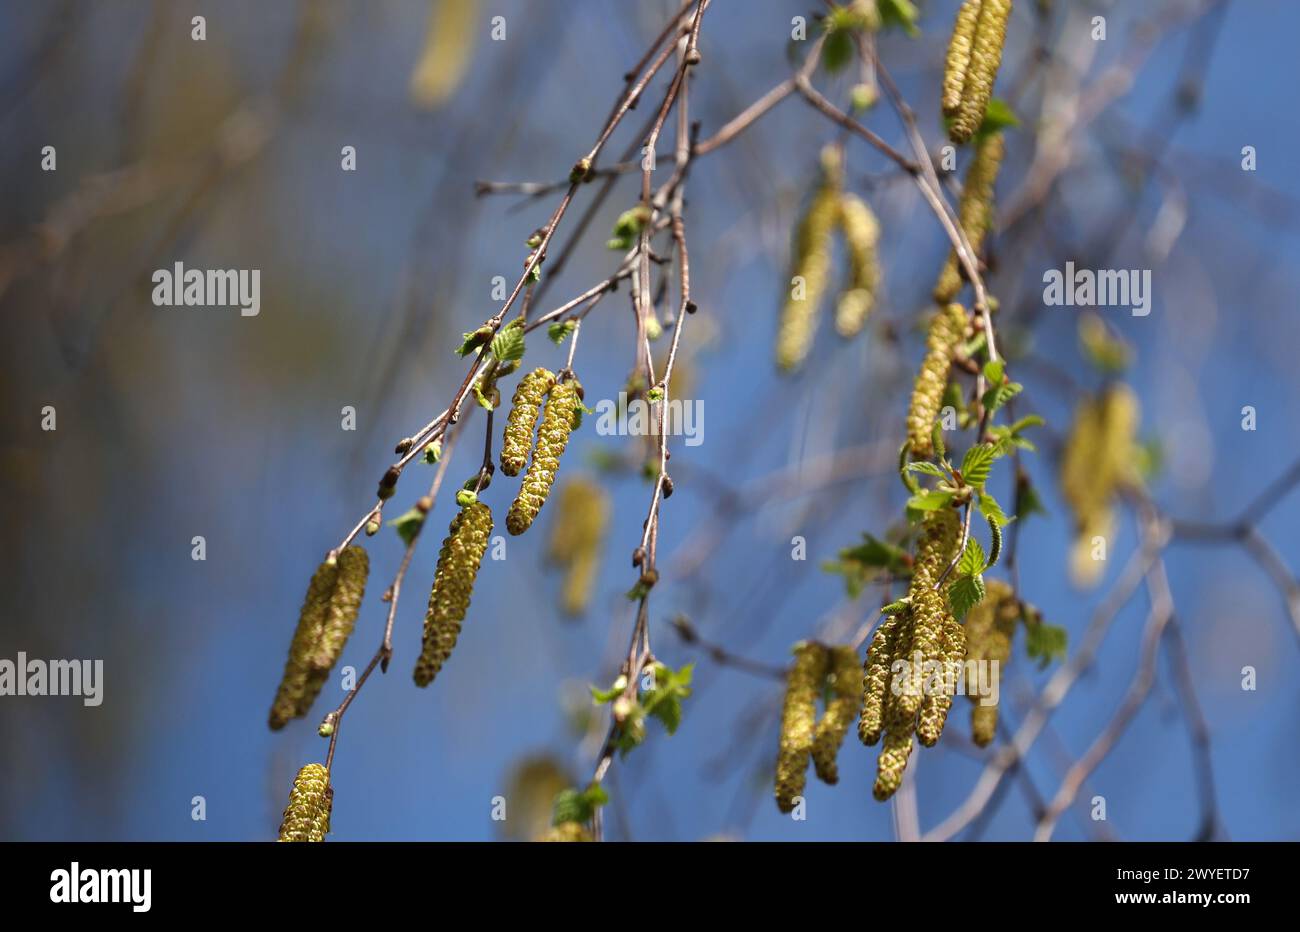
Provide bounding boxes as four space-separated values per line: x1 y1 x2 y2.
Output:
546 477 610 616
507 378 580 536
1059 384 1140 587
906 303 968 458
269 545 370 731
501 367 555 477
943 0 1012 144
278 763 332 842
413 502 493 687
933 131 1005 304
963 579 1016 746
811 645 861 785
834 193 881 338
775 641 827 812
776 148 841 372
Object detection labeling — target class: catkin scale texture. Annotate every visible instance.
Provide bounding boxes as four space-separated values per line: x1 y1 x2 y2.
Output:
413 502 493 687
278 763 332 842
934 132 1005 304
906 304 968 458
860 613 904 746
501 368 555 476
834 194 882 338
944 0 1012 144
269 546 370 731
811 646 862 784
775 642 828 812
873 729 915 801
507 380 579 536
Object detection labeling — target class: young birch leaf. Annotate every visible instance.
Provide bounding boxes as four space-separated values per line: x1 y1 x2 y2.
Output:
958 535 986 577
948 573 986 620
960 442 999 489
906 461 948 478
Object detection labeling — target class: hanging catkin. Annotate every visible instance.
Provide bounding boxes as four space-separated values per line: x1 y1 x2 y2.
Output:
933 131 1005 304
917 616 967 746
776 148 841 372
774 641 828 812
834 193 881 338
413 502 493 687
501 367 555 477
859 612 906 746
811 645 861 785
1059 384 1140 587
906 303 968 458
546 476 610 616
507 378 580 536
963 579 1016 746
943 0 1012 144
278 763 332 842
269 545 370 730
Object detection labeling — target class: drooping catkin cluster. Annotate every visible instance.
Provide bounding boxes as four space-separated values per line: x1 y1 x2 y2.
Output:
540 821 592 842
811 646 862 785
413 501 493 687
278 763 332 842
1059 384 1140 587
906 303 969 458
942 0 1012 144
500 367 555 476
834 193 881 338
933 131 1005 304
860 509 964 800
776 149 841 373
962 579 1016 746
507 377 581 536
777 148 885 371
775 641 863 810
546 476 610 616
269 546 370 730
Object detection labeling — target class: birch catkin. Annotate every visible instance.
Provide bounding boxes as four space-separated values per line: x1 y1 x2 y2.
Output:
501 367 555 477
546 477 610 616
811 645 861 785
859 612 905 746
507 378 580 536
906 303 968 458
943 0 1012 144
541 821 591 842
776 148 841 372
834 193 881 338
413 502 493 687
775 641 827 812
933 131 1005 304
278 763 331 842
269 545 370 730
963 579 1016 746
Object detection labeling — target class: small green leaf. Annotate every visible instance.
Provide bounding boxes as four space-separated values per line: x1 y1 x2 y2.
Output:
490 321 526 364
590 675 627 705
880 597 911 616
948 573 986 620
822 534 911 598
551 783 608 826
387 507 425 547
960 442 1000 489
607 205 651 251
906 489 955 520
958 535 986 577
1025 618 1068 669
877 0 920 36
906 461 948 477
977 491 1012 527
977 98 1019 136
455 325 493 358
548 320 576 345
641 662 693 736
821 27 853 74
983 360 1005 385
982 380 1023 416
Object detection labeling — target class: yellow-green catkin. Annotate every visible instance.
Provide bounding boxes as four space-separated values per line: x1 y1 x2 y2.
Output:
834 193 881 338
269 545 370 731
811 645 862 785
918 615 967 747
775 641 828 812
871 509 962 799
963 579 1016 746
943 0 1012 144
507 379 580 536
546 477 610 616
776 148 842 372
933 131 1005 304
860 612 906 746
540 821 591 842
1059 384 1140 587
906 303 968 458
413 502 493 687
501 367 555 477
278 763 332 842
